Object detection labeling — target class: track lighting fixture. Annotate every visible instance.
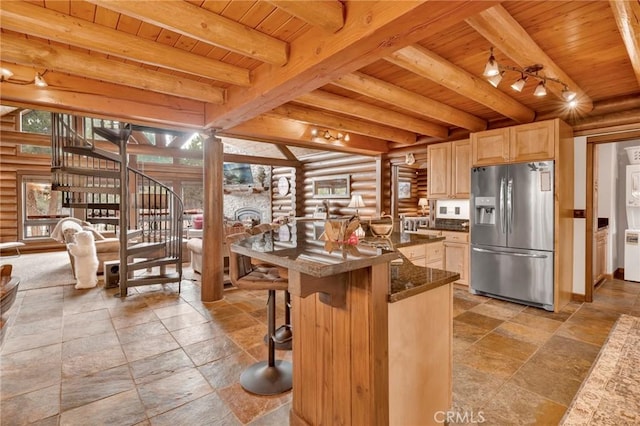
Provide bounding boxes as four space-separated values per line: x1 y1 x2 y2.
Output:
481 48 578 106
533 81 547 97
482 47 500 77
310 128 350 142
34 72 48 88
1 67 14 80
0 67 49 88
510 75 527 92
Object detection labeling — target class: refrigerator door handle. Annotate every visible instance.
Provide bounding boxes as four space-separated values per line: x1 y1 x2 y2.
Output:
500 177 506 234
507 178 513 233
472 247 549 259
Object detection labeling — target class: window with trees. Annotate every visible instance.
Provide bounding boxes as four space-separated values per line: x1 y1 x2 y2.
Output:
19 174 71 239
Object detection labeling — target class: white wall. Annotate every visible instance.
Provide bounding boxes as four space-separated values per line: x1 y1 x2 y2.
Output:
573 136 586 295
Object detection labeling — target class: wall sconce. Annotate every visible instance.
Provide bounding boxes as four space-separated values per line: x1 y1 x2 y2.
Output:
405 152 415 165
418 198 428 216
347 194 365 217
0 67 48 87
310 128 350 142
481 48 577 107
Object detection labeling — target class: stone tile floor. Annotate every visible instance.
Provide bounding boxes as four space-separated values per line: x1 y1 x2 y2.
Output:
1 264 639 425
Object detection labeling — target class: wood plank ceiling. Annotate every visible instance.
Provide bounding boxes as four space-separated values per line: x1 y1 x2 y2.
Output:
1 0 639 156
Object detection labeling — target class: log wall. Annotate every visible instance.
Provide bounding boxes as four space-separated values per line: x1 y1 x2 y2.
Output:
301 151 383 219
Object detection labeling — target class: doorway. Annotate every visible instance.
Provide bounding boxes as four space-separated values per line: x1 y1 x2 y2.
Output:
585 130 640 302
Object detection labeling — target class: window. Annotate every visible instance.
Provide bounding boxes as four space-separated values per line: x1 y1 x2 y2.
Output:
20 110 52 155
19 174 71 239
182 182 204 212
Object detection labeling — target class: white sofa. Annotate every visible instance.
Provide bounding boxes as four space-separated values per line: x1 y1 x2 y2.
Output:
51 218 119 275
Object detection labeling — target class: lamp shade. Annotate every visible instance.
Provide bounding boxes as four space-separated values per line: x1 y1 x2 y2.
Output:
418 198 428 207
348 194 365 209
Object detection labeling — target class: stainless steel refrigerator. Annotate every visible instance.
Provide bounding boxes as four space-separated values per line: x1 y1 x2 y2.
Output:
470 161 555 311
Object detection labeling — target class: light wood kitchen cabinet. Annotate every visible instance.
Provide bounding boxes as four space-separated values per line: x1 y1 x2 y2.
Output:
594 227 608 285
428 139 470 199
472 120 555 166
442 231 469 286
388 282 452 425
426 241 444 269
471 128 509 166
398 241 444 269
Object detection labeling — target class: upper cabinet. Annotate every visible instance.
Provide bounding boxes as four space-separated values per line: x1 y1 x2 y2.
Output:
471 120 556 166
428 139 470 199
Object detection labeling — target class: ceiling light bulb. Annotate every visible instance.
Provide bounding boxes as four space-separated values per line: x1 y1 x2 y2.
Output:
568 99 578 108
324 130 331 140
483 51 500 77
344 133 350 142
562 88 577 101
511 76 527 92
310 128 318 137
534 81 547 97
34 72 48 88
487 72 503 88
1 67 14 79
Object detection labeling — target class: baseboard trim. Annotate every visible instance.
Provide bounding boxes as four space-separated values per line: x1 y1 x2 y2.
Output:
571 293 586 303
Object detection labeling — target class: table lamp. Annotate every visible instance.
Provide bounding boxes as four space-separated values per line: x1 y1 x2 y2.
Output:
348 194 365 217
418 198 428 216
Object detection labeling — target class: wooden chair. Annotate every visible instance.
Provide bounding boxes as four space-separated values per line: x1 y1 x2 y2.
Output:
226 232 292 395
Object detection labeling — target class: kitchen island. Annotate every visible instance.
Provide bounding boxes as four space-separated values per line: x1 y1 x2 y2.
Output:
229 223 458 425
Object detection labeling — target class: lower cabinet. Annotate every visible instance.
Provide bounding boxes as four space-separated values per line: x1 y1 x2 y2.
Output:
388 282 452 424
594 227 608 285
442 231 469 286
398 241 444 269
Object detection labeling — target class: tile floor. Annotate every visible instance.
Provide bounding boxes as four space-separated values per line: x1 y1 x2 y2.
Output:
1 262 639 425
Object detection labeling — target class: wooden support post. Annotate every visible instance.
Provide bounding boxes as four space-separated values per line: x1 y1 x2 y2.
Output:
201 133 225 301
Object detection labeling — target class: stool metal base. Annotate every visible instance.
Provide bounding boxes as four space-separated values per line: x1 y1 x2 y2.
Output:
240 359 293 396
264 324 292 350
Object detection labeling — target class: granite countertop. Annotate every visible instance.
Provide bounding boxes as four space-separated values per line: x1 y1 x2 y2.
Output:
229 223 458 302
389 256 459 303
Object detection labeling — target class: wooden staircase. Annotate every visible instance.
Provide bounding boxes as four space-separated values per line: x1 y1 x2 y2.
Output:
51 113 184 297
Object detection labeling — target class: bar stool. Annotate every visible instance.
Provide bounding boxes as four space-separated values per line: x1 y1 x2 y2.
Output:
226 232 292 395
248 223 293 350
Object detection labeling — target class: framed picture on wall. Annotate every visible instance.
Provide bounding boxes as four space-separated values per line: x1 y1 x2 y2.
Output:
398 181 411 199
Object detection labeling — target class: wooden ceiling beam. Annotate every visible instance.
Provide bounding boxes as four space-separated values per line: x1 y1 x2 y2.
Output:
166 135 190 149
296 90 448 139
0 1 250 86
130 131 152 145
0 34 225 104
204 1 499 129
466 4 593 111
0 130 203 159
222 153 300 168
333 72 487 132
266 0 344 33
609 0 640 87
387 45 535 123
223 115 389 156
275 145 299 162
87 0 288 66
0 66 204 130
273 103 417 145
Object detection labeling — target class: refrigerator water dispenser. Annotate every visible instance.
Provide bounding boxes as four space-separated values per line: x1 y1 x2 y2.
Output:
474 196 496 225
